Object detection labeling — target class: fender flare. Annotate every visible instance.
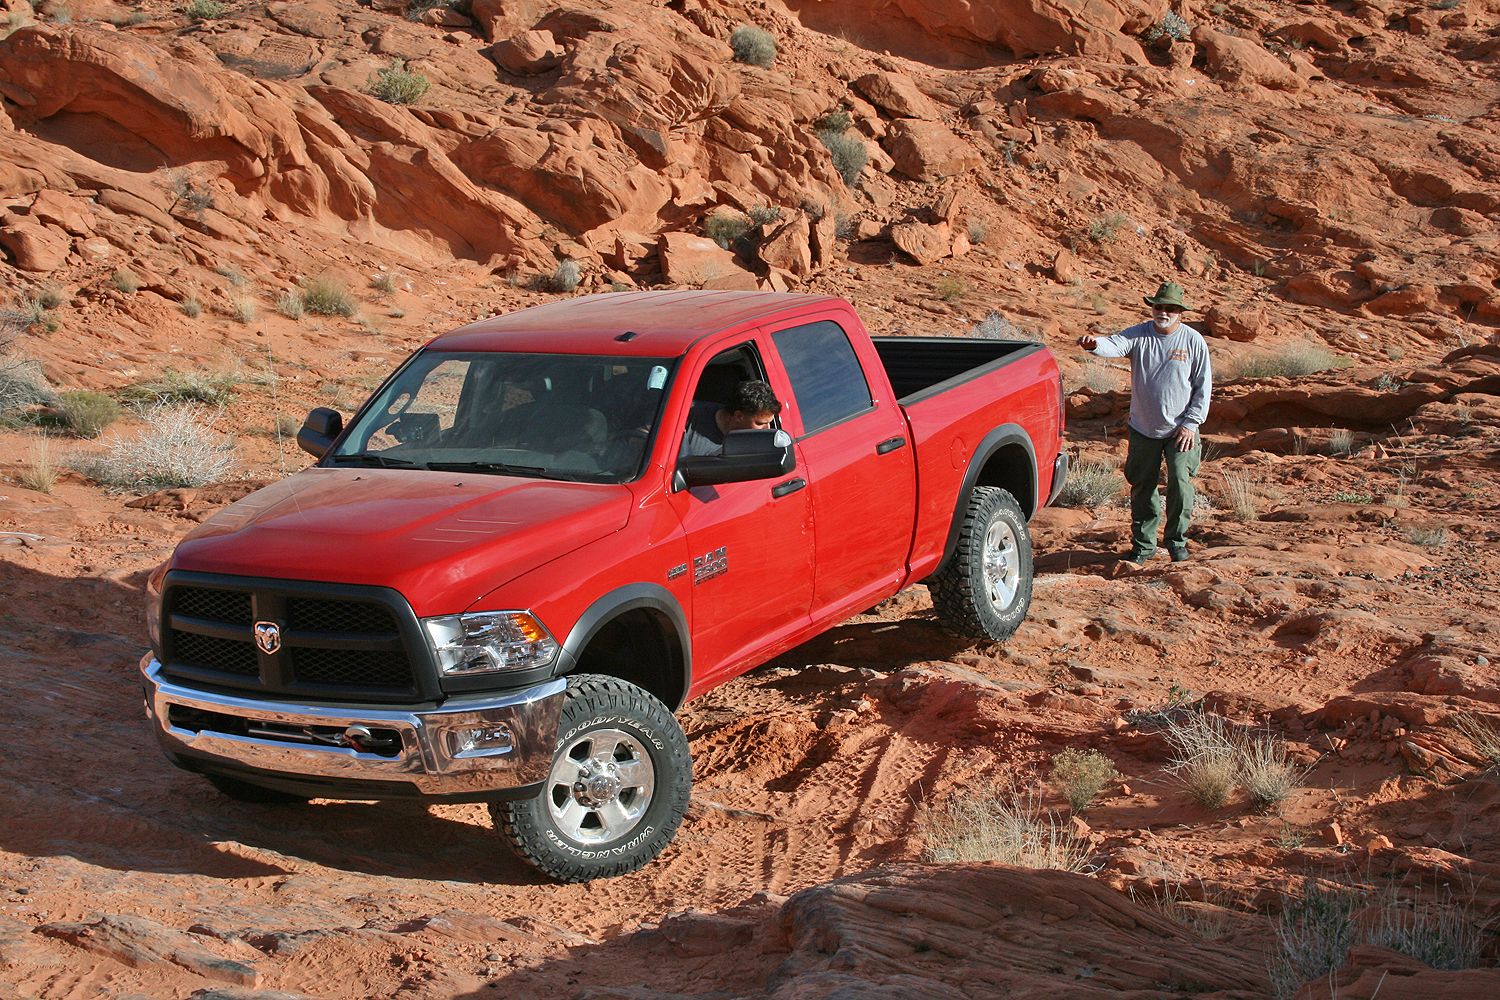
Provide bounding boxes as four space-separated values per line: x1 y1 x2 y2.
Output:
932 423 1038 577
556 583 692 710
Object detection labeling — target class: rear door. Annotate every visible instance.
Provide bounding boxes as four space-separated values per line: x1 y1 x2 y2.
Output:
765 313 917 624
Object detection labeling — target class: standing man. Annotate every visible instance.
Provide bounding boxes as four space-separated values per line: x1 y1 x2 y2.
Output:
1077 282 1212 564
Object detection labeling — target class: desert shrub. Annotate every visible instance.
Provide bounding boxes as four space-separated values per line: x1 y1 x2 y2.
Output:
1143 10 1191 43
1057 456 1121 508
1404 525 1446 548
1081 359 1117 392
815 110 851 134
968 219 987 244
112 269 141 294
969 311 1034 341
919 788 1090 871
818 129 868 187
72 404 235 491
545 260 582 294
300 276 356 317
1270 880 1361 1000
169 173 215 217
1331 489 1373 504
230 297 257 324
405 0 454 20
1087 212 1131 243
1163 710 1239 808
1229 343 1350 378
56 390 121 438
934 276 967 302
1452 712 1500 771
37 285 65 309
1219 468 1259 521
0 355 54 415
371 271 399 294
15 437 58 493
369 59 430 104
214 263 247 286
705 211 752 250
1328 428 1354 455
1367 895 1485 971
183 0 228 21
729 24 776 67
123 369 238 407
276 290 305 320
1238 729 1302 811
1050 748 1117 813
180 296 202 318
746 204 783 228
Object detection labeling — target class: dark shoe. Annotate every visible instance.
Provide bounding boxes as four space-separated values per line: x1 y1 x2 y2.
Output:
1169 546 1190 563
1124 549 1153 565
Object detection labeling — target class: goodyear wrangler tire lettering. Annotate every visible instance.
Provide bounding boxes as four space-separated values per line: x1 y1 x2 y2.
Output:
492 674 691 883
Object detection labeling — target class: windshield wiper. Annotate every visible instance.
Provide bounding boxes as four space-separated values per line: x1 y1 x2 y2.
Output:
426 460 552 478
327 452 422 468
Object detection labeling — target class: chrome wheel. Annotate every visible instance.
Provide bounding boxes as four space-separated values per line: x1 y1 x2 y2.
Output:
545 727 655 845
983 518 1020 612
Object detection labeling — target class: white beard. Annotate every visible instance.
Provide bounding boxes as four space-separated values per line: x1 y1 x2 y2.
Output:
1153 317 1179 333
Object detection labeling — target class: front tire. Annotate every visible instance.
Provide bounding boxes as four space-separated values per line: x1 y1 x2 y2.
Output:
929 486 1034 641
492 674 691 882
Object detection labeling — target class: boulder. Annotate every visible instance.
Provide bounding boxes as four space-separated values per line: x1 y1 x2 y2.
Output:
0 217 70 271
658 232 745 286
852 71 941 120
809 211 838 270
1192 27 1304 91
883 120 980 182
487 30 563 75
757 214 813 278
890 221 952 265
30 190 93 235
1203 303 1265 342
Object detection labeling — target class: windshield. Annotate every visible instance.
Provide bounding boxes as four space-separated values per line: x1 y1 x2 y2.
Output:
329 351 676 483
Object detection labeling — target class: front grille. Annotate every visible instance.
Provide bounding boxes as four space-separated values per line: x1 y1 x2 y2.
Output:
292 646 412 687
288 598 397 635
171 630 259 675
174 587 252 624
160 576 429 702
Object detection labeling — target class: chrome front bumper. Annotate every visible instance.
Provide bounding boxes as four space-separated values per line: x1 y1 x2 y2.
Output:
140 655 565 799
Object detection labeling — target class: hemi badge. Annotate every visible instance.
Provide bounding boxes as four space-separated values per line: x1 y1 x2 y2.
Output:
667 563 688 581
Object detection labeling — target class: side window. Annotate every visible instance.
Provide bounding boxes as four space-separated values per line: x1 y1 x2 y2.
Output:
679 343 769 459
772 321 872 435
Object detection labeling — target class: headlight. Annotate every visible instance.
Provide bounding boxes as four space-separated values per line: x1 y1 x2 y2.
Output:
421 611 558 677
145 561 169 656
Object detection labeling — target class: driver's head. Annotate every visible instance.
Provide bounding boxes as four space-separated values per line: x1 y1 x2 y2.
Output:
724 380 782 432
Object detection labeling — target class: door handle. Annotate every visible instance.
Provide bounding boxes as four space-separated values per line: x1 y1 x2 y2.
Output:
771 477 806 498
876 436 907 454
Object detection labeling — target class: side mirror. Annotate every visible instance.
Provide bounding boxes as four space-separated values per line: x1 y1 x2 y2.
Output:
298 407 343 459
678 429 795 488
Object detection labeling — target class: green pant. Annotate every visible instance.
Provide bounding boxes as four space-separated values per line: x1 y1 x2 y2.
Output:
1124 428 1201 554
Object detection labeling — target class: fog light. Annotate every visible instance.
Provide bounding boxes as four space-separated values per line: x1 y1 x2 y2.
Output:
446 724 515 758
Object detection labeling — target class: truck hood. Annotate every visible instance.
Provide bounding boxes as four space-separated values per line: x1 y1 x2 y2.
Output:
172 468 632 616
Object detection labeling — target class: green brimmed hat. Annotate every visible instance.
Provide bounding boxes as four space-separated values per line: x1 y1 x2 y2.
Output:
1144 281 1190 310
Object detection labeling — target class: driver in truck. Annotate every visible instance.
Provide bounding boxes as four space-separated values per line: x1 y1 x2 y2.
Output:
679 379 783 457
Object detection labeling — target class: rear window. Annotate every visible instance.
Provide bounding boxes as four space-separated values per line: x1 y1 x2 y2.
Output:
772 321 872 435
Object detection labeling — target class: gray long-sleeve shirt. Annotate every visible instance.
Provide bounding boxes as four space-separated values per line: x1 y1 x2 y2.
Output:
1090 321 1212 438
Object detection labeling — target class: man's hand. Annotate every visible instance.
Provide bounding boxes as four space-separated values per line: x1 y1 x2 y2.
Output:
1076 335 1098 352
1174 426 1197 452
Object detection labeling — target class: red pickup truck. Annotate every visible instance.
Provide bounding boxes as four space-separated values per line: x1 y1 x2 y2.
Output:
140 291 1066 881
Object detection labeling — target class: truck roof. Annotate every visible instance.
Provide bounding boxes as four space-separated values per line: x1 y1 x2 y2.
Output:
429 290 845 356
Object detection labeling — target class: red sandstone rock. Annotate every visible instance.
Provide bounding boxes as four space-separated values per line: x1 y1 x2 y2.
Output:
883 120 980 182
487 30 563 75
657 231 744 285
853 71 941 120
1193 26 1305 91
890 221 952 265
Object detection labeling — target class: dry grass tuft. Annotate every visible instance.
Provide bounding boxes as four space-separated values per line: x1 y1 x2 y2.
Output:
1328 429 1354 455
1218 469 1259 521
1057 456 1121 509
1238 729 1303 811
1050 748 1117 813
1451 712 1500 771
1162 711 1239 809
919 788 1091 871
16 437 59 493
1229 343 1351 379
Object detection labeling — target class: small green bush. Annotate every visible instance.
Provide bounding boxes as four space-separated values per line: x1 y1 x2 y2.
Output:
112 269 141 294
818 129 868 187
967 219 987 244
729 24 776 67
1087 212 1131 243
56 390 121 438
369 59 430 105
705 212 753 250
180 296 202 318
123 369 239 407
183 0 228 22
1050 748 1117 813
934 276 967 302
1143 11 1192 43
300 277 356 317
747 204 784 227
815 110 851 134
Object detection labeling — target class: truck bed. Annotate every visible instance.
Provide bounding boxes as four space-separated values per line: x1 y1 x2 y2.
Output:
871 337 1043 403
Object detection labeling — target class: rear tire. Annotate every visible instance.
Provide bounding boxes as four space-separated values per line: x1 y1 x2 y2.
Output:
492 674 691 883
929 486 1034 641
